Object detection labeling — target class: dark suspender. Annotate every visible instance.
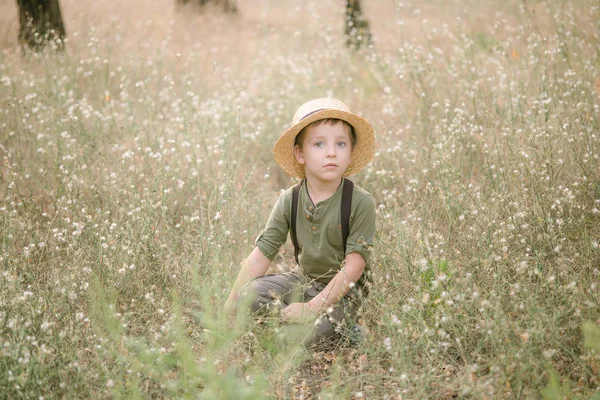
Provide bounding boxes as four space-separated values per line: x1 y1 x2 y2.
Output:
341 178 353 252
290 183 302 264
290 178 354 265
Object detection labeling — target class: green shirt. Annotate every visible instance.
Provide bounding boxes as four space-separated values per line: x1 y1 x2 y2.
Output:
255 180 376 287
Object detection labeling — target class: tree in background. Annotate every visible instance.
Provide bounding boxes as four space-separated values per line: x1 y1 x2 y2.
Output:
17 0 66 51
176 0 238 14
345 0 372 49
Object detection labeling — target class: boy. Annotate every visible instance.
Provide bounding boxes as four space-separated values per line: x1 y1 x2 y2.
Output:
225 98 376 349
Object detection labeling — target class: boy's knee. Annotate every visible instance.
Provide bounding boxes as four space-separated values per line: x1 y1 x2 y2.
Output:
239 279 278 315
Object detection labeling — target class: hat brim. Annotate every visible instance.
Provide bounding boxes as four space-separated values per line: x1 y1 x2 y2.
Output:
274 109 375 179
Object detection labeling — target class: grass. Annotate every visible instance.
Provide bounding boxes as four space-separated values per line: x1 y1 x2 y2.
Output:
0 0 599 398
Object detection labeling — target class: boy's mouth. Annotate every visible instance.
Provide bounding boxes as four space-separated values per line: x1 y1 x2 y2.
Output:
324 163 338 168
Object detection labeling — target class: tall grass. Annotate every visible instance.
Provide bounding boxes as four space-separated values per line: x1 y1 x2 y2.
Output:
1 0 599 398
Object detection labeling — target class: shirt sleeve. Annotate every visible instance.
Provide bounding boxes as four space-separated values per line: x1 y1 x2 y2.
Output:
345 193 376 264
254 190 291 261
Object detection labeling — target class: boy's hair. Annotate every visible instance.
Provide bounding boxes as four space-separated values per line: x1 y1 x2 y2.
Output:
294 118 357 149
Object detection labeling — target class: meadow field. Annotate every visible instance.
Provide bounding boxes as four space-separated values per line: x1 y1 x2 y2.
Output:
1 0 599 398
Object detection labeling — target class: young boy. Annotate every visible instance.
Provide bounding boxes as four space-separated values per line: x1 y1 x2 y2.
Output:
225 98 376 349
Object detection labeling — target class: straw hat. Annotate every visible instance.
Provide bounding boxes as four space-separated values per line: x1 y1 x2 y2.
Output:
274 98 375 179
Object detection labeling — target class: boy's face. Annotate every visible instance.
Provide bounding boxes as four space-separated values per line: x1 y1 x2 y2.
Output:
293 121 353 185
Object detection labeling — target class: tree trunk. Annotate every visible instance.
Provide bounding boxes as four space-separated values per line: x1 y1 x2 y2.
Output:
345 0 372 49
176 0 237 14
17 0 66 51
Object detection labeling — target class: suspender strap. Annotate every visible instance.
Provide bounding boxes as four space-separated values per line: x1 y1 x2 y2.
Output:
341 178 354 253
290 178 354 265
291 181 302 265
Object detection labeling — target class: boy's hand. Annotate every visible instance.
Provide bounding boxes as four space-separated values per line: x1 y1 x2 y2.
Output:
281 302 318 323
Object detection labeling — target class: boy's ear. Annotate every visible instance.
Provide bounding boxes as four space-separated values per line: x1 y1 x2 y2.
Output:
293 144 305 165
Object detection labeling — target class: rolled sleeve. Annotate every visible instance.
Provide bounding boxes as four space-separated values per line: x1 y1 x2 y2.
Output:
345 194 376 264
255 191 291 261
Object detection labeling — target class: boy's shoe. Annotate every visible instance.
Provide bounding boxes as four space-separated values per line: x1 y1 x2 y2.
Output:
348 323 366 346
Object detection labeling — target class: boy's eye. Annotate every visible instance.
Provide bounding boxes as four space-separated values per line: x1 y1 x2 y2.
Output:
314 141 324 148
337 141 347 147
